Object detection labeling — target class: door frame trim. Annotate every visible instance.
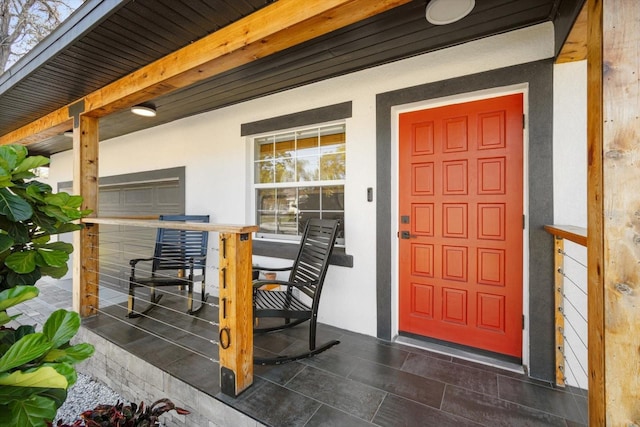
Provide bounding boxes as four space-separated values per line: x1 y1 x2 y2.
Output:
393 89 528 363
375 59 554 381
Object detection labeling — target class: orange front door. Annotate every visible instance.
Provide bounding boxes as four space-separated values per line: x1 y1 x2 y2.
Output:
398 94 524 358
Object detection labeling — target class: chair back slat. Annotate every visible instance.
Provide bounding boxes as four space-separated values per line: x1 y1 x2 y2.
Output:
288 218 339 303
152 215 209 271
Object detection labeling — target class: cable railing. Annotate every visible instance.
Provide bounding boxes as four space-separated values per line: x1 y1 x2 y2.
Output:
544 225 588 399
78 217 258 397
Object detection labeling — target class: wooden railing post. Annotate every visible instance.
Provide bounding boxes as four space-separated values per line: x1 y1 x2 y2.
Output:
553 236 566 387
72 113 99 318
218 231 254 397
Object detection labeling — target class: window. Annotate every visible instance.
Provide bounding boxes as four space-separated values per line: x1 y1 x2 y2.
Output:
254 123 345 244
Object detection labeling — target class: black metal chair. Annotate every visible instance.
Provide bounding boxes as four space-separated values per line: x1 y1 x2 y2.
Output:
127 214 209 318
253 218 340 365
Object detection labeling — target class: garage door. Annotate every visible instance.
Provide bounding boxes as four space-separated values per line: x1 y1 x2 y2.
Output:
59 168 185 291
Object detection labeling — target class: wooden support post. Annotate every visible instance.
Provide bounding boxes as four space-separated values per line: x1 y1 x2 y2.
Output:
72 114 99 317
601 0 640 424
218 232 254 397
589 0 640 424
553 236 566 387
587 0 606 424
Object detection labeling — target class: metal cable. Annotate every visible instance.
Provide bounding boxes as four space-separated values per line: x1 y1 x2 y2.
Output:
86 288 218 330
90 306 219 364
558 249 587 269
561 332 589 380
559 291 588 325
558 268 588 296
84 265 220 312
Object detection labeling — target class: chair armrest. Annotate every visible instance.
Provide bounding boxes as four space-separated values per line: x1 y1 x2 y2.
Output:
252 264 293 272
129 257 154 267
252 279 317 290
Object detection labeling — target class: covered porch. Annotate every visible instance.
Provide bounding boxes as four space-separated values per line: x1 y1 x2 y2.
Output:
1 0 638 425
16 277 586 426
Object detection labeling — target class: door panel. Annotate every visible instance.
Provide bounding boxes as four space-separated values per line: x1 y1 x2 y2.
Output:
399 93 523 358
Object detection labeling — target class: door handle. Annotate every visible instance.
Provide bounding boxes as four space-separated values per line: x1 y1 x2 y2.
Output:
400 231 417 239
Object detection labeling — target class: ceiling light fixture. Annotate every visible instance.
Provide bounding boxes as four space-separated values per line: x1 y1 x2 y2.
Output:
426 0 475 25
131 104 157 117
63 131 74 138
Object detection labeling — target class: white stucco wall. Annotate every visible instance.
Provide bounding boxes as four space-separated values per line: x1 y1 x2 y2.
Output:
552 60 588 389
49 23 554 338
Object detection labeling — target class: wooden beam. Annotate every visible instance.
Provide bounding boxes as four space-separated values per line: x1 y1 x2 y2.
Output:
599 0 640 424
72 116 99 317
0 0 410 145
0 110 72 147
557 2 588 63
586 0 605 424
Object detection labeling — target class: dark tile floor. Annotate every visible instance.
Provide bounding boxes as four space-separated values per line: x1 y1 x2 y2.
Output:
17 280 589 426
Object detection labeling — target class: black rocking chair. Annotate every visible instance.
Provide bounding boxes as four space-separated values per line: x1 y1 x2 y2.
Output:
127 214 209 318
253 218 340 365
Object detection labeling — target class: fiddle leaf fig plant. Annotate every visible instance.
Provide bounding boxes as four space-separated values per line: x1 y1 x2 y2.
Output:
0 145 94 426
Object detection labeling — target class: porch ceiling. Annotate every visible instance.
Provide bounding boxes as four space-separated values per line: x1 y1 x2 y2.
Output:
0 0 585 157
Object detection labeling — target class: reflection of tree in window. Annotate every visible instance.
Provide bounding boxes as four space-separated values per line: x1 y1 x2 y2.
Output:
254 123 346 243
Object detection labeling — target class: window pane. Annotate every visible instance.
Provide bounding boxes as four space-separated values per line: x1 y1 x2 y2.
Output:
296 156 319 181
255 136 274 161
320 125 345 154
298 211 320 234
298 186 321 212
322 211 345 240
255 160 274 184
297 129 319 157
256 189 276 233
320 152 345 180
274 134 295 183
322 186 344 210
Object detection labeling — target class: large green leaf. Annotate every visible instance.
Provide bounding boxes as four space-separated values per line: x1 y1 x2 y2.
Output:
12 156 49 175
0 312 20 327
2 394 58 427
43 241 73 254
26 181 51 194
0 334 52 373
0 366 67 389
46 362 77 386
0 234 13 253
30 210 57 234
38 264 68 279
0 189 33 222
1 220 29 244
0 286 38 311
5 251 37 274
0 147 18 173
36 248 68 268
52 222 83 234
0 386 66 408
42 193 70 208
6 270 42 287
11 172 36 181
43 310 80 349
39 205 70 222
43 343 94 364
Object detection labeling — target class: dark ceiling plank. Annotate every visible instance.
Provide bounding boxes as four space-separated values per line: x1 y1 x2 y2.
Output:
0 0 412 146
82 0 411 116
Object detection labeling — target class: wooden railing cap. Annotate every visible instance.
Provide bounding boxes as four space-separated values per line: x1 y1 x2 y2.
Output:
82 217 259 234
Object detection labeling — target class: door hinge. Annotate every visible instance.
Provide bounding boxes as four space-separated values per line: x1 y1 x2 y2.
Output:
522 315 525 329
523 114 526 130
522 214 525 229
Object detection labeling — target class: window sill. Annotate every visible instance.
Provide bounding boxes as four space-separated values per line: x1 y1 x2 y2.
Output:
253 240 353 268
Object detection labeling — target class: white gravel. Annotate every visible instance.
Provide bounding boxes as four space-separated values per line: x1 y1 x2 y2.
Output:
54 373 126 424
